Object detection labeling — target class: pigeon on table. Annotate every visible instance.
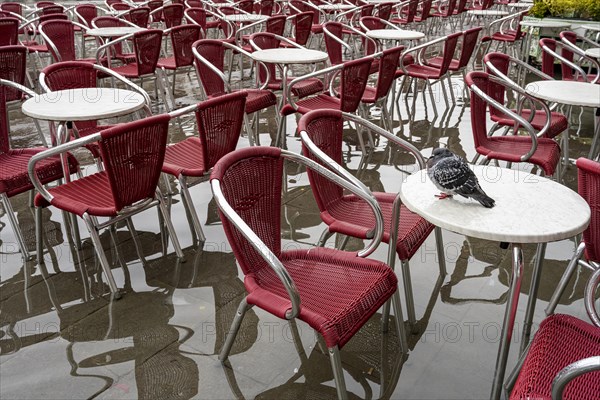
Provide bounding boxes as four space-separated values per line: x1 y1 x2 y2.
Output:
426 148 495 208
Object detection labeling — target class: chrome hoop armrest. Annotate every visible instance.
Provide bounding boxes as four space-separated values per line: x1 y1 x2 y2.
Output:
92 64 153 108
399 35 447 74
551 356 600 400
211 178 302 319
234 18 265 45
28 132 102 204
541 42 592 83
341 23 379 52
285 63 340 112
469 78 539 162
0 78 36 98
192 46 233 92
221 41 271 89
584 268 600 327
323 24 354 56
282 149 384 258
95 32 135 64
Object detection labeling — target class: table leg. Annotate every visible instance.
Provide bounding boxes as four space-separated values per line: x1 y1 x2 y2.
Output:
490 243 524 400
57 122 72 183
519 242 546 354
276 64 289 149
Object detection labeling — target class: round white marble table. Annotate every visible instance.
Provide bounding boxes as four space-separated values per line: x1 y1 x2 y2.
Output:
585 47 600 59
467 9 509 17
526 80 600 160
86 27 145 37
251 48 328 146
365 29 425 41
364 0 403 3
400 165 590 400
222 14 267 23
508 2 532 8
318 4 356 10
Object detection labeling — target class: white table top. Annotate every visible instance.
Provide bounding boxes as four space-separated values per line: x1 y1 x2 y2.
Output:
22 88 147 122
222 14 267 22
525 81 600 108
318 4 356 10
365 0 403 3
520 20 571 29
366 29 425 41
508 2 532 8
585 48 600 59
251 48 329 64
467 10 509 16
400 166 590 243
86 27 145 37
582 24 600 32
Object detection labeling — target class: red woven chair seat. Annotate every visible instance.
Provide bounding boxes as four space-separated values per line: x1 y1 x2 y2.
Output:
109 63 144 78
486 30 525 43
491 109 568 139
281 94 341 116
396 64 444 79
242 89 277 114
322 192 434 260
34 172 120 217
425 56 459 71
264 77 324 98
476 136 561 176
162 137 206 177
156 56 177 70
0 149 79 197
244 247 398 348
25 43 48 53
510 314 600 400
311 23 323 34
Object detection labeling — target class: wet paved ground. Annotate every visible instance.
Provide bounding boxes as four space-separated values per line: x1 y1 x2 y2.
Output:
1 7 598 400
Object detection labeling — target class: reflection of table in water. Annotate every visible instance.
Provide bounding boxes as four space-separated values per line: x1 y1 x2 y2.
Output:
400 165 590 400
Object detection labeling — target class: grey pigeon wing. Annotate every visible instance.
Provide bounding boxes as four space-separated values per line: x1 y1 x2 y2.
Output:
432 157 474 195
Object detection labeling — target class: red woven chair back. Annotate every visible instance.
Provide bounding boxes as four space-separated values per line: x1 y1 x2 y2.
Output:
211 146 284 276
41 61 100 132
195 91 247 169
482 51 510 121
455 0 468 13
0 2 23 14
0 17 18 46
359 4 375 18
539 37 557 77
132 29 163 76
148 0 163 23
400 0 419 23
438 32 462 75
170 24 203 67
36 1 56 8
250 32 280 85
441 0 457 17
466 71 501 150
93 15 126 28
298 110 345 213
186 0 203 8
99 114 170 212
291 11 314 46
125 7 150 27
185 7 207 30
577 158 600 263
106 0 124 7
373 46 402 100
323 21 344 65
340 56 372 112
375 3 393 20
41 19 77 62
75 4 98 28
0 85 10 154
266 14 286 35
0 46 27 103
111 3 131 11
41 5 64 15
558 32 578 80
38 13 68 23
457 26 482 69
360 16 385 30
163 4 184 28
193 39 226 96
235 0 254 13
256 0 274 16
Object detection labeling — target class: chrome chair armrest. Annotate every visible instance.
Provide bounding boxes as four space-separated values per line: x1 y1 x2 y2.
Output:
211 178 302 319
285 63 340 112
95 32 135 64
0 78 36 98
551 356 600 400
584 267 600 327
399 35 447 74
192 45 233 93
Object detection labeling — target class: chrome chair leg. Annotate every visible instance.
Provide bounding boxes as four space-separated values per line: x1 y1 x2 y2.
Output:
219 297 253 362
391 291 408 352
178 175 206 242
156 189 186 260
545 242 587 315
0 193 31 260
435 227 446 276
82 212 120 297
400 259 418 332
35 206 44 264
328 345 348 400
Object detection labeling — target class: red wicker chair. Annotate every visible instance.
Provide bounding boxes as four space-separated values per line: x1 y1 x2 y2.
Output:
162 3 185 28
390 0 419 27
161 91 247 242
31 114 184 298
184 7 222 37
298 109 446 331
123 6 150 28
282 10 314 48
466 71 561 177
255 0 274 16
192 38 277 145
545 158 600 316
480 11 527 59
396 32 462 116
0 17 18 46
0 79 79 260
508 266 600 400
39 19 95 63
157 24 203 110
40 61 152 160
210 145 406 400
540 38 599 84
560 31 600 81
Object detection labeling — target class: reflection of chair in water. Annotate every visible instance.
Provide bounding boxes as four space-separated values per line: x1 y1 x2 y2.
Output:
144 246 260 356
39 255 199 399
